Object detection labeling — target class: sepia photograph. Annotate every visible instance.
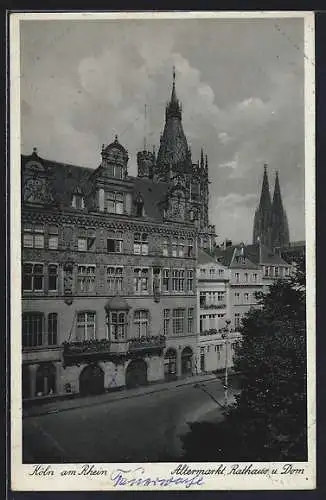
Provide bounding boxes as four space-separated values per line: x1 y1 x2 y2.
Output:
10 11 315 490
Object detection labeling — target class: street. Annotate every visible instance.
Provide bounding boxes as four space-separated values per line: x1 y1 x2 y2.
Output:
23 379 235 463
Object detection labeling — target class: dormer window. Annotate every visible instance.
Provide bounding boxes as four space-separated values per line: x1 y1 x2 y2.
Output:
72 194 85 209
105 191 124 214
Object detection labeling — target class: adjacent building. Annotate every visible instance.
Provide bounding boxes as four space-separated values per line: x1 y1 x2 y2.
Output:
21 72 216 401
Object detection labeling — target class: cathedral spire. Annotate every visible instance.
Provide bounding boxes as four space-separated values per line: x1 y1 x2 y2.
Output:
165 66 182 120
252 163 272 247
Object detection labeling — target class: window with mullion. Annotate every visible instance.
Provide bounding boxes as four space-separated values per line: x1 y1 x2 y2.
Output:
172 308 185 335
108 311 126 340
133 268 149 294
48 264 58 291
22 312 44 347
133 310 149 337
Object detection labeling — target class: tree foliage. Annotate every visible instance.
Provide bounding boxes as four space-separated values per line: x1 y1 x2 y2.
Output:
182 260 307 461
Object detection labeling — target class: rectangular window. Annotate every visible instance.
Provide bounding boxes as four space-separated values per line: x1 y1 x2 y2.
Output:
200 292 206 308
72 194 85 209
275 267 279 277
107 266 123 292
188 308 194 333
76 312 96 341
48 264 58 291
172 308 185 335
78 228 87 251
23 263 44 291
105 191 125 214
235 292 240 303
48 225 59 250
218 269 224 277
134 310 149 337
264 266 269 277
109 312 126 341
134 233 148 255
235 272 240 283
244 292 249 302
162 269 169 292
244 273 248 282
210 268 215 277
172 239 177 257
162 239 169 256
134 268 149 294
23 224 44 249
187 269 194 292
77 265 96 292
87 228 96 251
22 313 44 347
178 239 185 257
217 291 225 302
107 232 123 253
172 269 185 292
252 273 258 282
48 313 58 345
163 309 170 336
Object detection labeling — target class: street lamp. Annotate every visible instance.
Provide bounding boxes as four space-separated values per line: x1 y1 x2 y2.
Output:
221 319 231 406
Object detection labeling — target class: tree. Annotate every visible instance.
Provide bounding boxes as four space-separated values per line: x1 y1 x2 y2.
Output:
182 261 307 461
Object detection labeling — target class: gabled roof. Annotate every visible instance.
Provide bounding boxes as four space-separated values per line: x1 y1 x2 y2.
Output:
22 153 171 222
198 248 223 266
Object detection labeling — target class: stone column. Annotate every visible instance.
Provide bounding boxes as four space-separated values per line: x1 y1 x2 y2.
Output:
28 364 39 399
176 349 182 378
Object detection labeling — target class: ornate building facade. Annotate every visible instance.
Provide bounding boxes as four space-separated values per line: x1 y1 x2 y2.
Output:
21 73 216 401
253 165 290 249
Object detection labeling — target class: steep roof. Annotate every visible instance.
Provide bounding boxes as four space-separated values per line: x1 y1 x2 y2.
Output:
245 243 289 265
197 248 218 265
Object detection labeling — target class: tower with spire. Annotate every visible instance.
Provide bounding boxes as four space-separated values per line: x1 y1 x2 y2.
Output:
253 165 290 249
270 170 290 248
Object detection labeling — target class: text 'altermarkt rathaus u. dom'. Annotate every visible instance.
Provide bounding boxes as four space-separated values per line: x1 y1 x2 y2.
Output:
21 71 217 400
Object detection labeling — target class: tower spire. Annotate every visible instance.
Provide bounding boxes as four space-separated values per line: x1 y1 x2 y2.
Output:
143 103 147 151
200 147 204 169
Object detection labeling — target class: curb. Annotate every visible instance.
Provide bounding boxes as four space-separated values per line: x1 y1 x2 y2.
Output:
23 375 218 419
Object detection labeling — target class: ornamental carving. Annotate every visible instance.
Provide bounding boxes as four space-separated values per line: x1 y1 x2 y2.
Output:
63 259 74 304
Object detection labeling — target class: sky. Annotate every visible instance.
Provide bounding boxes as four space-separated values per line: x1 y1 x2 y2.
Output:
20 16 306 244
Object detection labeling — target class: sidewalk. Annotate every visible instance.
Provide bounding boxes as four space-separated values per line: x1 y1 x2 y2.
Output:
23 373 218 419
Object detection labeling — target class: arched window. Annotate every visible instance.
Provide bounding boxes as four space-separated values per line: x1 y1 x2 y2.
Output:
135 194 144 217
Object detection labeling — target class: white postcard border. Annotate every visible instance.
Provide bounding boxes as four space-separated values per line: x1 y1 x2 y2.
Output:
10 10 316 491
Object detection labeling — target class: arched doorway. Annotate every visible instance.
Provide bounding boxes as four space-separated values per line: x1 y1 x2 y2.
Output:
126 359 147 389
164 348 177 381
181 347 193 376
79 364 104 396
22 365 30 399
35 363 56 397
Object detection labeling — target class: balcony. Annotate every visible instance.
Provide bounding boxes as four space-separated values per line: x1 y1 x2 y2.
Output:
128 335 166 356
62 339 115 366
62 335 167 366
